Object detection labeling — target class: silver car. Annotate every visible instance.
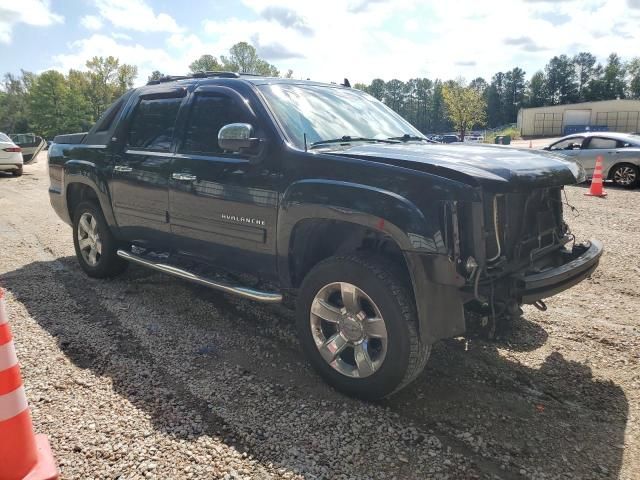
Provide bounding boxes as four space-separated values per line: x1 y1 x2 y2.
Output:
544 132 640 188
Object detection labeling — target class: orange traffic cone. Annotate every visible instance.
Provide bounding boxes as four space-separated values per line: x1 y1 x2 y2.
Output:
585 155 608 197
0 289 58 480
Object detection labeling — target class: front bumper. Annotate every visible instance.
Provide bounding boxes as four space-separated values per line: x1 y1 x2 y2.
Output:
514 239 603 303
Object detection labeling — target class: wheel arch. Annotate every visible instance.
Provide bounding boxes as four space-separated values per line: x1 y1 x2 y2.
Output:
64 160 119 232
278 179 466 345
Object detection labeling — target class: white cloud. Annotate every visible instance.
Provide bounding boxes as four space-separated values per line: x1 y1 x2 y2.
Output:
44 0 640 90
80 15 103 31
50 34 184 85
94 0 182 33
0 0 62 43
189 0 638 84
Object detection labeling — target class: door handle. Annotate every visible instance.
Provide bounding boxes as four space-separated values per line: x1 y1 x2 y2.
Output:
114 165 133 173
172 173 198 182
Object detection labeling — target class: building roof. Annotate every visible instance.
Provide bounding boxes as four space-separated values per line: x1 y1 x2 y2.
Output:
520 98 640 112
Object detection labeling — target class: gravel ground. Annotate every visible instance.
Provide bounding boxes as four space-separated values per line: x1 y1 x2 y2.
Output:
0 154 638 479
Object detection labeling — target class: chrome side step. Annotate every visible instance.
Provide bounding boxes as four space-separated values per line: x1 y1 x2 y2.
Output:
116 249 283 303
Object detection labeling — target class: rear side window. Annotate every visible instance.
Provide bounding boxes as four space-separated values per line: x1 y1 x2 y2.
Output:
127 96 183 151
95 97 125 132
586 137 617 149
550 137 584 150
182 94 252 155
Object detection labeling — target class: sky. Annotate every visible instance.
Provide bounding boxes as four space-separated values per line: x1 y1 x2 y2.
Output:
1 0 640 87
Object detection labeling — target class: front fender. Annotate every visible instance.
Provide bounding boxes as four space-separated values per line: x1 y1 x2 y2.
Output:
278 179 445 260
277 179 468 345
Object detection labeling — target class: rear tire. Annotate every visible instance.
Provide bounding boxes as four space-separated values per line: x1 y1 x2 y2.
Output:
72 201 128 278
296 254 430 400
611 163 638 189
12 166 23 177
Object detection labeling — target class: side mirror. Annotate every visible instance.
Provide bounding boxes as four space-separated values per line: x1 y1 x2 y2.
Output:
218 123 260 153
542 146 550 150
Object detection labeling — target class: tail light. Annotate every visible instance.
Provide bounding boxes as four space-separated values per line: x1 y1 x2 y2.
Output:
3 147 21 152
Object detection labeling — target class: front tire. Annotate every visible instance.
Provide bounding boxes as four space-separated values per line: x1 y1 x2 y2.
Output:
611 163 638 189
12 166 23 177
72 201 128 278
296 254 430 400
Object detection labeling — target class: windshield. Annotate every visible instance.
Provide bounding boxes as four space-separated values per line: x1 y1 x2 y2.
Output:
257 84 425 149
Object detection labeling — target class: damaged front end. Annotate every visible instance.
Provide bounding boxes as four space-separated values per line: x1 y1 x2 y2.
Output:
452 186 603 332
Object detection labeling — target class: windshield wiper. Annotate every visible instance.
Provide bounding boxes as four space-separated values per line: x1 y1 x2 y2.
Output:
309 136 400 149
387 134 432 142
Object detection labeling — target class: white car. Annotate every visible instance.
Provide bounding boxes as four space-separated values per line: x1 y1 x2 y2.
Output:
0 132 24 176
463 134 484 143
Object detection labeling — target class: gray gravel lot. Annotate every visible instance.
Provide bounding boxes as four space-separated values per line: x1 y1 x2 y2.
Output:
0 154 638 479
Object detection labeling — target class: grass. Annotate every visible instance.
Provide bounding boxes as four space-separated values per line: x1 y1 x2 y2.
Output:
483 126 521 144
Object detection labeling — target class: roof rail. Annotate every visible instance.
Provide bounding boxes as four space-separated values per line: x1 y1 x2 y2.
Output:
146 71 268 85
191 71 241 79
147 75 190 85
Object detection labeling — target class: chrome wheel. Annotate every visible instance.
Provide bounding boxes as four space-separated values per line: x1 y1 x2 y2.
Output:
77 212 102 266
613 166 637 186
310 282 388 378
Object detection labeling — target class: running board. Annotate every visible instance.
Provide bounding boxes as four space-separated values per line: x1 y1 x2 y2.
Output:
116 249 283 303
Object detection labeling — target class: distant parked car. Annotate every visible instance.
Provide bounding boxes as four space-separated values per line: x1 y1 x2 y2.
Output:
9 133 46 163
0 132 24 176
544 132 640 188
441 134 460 143
464 134 484 143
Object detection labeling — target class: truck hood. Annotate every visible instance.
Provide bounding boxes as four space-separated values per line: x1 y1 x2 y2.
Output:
333 142 585 191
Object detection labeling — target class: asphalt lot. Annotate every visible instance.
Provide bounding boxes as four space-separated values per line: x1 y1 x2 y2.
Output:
0 153 638 479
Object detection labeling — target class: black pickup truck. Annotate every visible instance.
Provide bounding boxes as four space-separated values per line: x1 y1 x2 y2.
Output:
48 72 603 399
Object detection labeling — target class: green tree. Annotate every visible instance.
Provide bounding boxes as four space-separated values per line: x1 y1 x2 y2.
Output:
367 79 385 100
383 79 405 112
573 52 596 102
602 53 626 99
148 70 165 82
469 77 488 95
0 71 32 133
116 64 138 96
503 67 526 123
29 70 69 138
526 71 546 107
220 42 279 76
628 57 640 99
442 80 486 139
188 54 223 73
486 73 505 127
545 55 578 104
64 69 93 133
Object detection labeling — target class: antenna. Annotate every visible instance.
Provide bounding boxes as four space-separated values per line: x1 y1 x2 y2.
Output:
343 78 351 88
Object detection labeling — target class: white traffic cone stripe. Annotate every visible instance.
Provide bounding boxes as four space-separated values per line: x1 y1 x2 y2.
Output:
0 299 7 326
0 385 29 422
0 341 19 372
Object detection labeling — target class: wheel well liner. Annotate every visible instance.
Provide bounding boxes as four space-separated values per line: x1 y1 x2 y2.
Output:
66 183 100 219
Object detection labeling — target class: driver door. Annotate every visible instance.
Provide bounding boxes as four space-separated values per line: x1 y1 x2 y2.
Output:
168 86 280 280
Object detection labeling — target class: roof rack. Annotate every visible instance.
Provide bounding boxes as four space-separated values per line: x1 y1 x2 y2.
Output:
147 71 263 85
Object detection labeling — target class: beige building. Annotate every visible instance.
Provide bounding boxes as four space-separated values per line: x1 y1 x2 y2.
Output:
517 99 640 137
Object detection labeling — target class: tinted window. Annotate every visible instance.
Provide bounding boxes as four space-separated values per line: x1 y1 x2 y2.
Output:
96 97 125 132
127 96 182 151
550 137 584 150
182 94 252 155
586 137 617 149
